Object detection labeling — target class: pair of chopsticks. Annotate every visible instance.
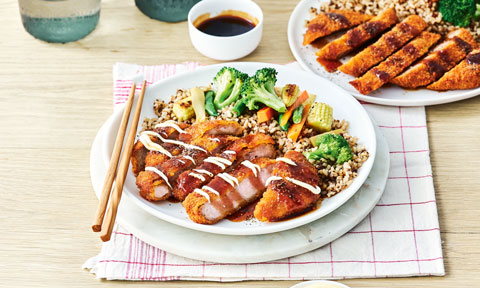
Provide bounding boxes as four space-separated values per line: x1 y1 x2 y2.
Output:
92 81 147 242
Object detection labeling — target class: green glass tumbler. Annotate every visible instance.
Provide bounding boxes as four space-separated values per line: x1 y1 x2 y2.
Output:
19 0 100 43
135 0 201 22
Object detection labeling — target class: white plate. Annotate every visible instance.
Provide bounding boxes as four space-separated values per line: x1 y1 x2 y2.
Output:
102 62 376 235
90 120 389 263
288 0 480 106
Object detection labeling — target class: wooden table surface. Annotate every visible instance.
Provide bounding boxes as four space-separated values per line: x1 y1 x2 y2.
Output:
1 0 479 287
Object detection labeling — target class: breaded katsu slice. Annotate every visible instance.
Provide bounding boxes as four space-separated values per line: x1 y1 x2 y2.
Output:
391 28 477 88
254 151 321 222
183 157 276 225
130 122 189 175
136 119 242 175
350 31 441 95
316 8 398 60
427 49 480 90
303 10 372 45
173 134 275 202
136 135 238 202
339 15 427 77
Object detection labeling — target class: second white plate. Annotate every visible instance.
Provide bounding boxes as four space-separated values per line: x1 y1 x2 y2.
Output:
288 0 480 106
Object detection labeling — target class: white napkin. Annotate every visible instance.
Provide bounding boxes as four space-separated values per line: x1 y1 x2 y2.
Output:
84 62 444 281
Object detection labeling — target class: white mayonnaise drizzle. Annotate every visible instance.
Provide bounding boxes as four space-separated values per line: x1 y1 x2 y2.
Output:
265 176 283 186
142 130 207 153
241 160 261 177
276 157 297 166
188 172 205 182
203 185 219 196
285 177 321 195
203 157 232 170
145 166 172 189
210 138 220 142
183 155 196 165
193 169 214 177
138 133 172 158
223 150 236 155
264 175 321 195
219 173 239 186
154 120 187 134
193 188 210 202
177 159 185 164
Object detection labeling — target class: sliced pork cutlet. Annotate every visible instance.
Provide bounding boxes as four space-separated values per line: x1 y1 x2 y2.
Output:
427 49 480 90
183 158 276 225
134 119 243 175
339 15 427 77
254 151 321 222
130 122 189 175
173 134 276 202
136 135 238 202
391 28 477 88
350 31 441 95
303 10 372 45
316 8 398 60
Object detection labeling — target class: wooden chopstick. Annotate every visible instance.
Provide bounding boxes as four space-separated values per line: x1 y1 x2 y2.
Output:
100 80 147 242
92 83 136 232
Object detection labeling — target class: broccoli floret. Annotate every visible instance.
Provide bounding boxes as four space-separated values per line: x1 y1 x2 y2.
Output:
239 68 287 112
303 134 353 164
438 0 476 27
213 67 248 110
475 3 480 20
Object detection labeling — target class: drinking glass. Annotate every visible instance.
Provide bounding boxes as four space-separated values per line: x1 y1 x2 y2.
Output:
18 0 101 43
135 0 201 22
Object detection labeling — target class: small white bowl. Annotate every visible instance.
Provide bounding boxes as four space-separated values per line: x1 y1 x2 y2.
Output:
290 280 351 288
187 0 263 61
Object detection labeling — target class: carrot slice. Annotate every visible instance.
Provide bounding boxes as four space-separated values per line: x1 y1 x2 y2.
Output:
287 104 311 142
280 90 309 127
257 106 275 123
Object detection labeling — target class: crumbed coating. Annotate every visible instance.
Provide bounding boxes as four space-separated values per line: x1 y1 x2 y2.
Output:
316 8 398 60
254 151 320 222
303 9 372 45
350 31 441 95
183 158 275 224
173 133 275 201
391 28 477 88
427 49 480 90
339 15 427 77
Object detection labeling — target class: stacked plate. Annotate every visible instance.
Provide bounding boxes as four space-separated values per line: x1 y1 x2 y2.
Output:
90 62 390 263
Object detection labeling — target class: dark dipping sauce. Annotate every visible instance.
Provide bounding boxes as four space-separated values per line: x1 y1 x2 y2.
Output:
317 57 342 73
227 199 260 222
196 15 255 37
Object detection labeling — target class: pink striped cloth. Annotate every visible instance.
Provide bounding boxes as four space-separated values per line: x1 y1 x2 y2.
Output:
83 62 445 281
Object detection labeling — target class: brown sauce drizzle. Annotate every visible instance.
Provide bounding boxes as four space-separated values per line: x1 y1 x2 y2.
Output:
424 59 447 77
372 68 390 83
436 50 451 64
364 21 384 36
384 34 402 50
325 12 350 26
308 23 326 33
310 38 329 49
398 22 415 35
453 37 472 53
227 199 260 222
403 44 418 57
467 53 480 65
346 28 363 47
317 57 342 73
